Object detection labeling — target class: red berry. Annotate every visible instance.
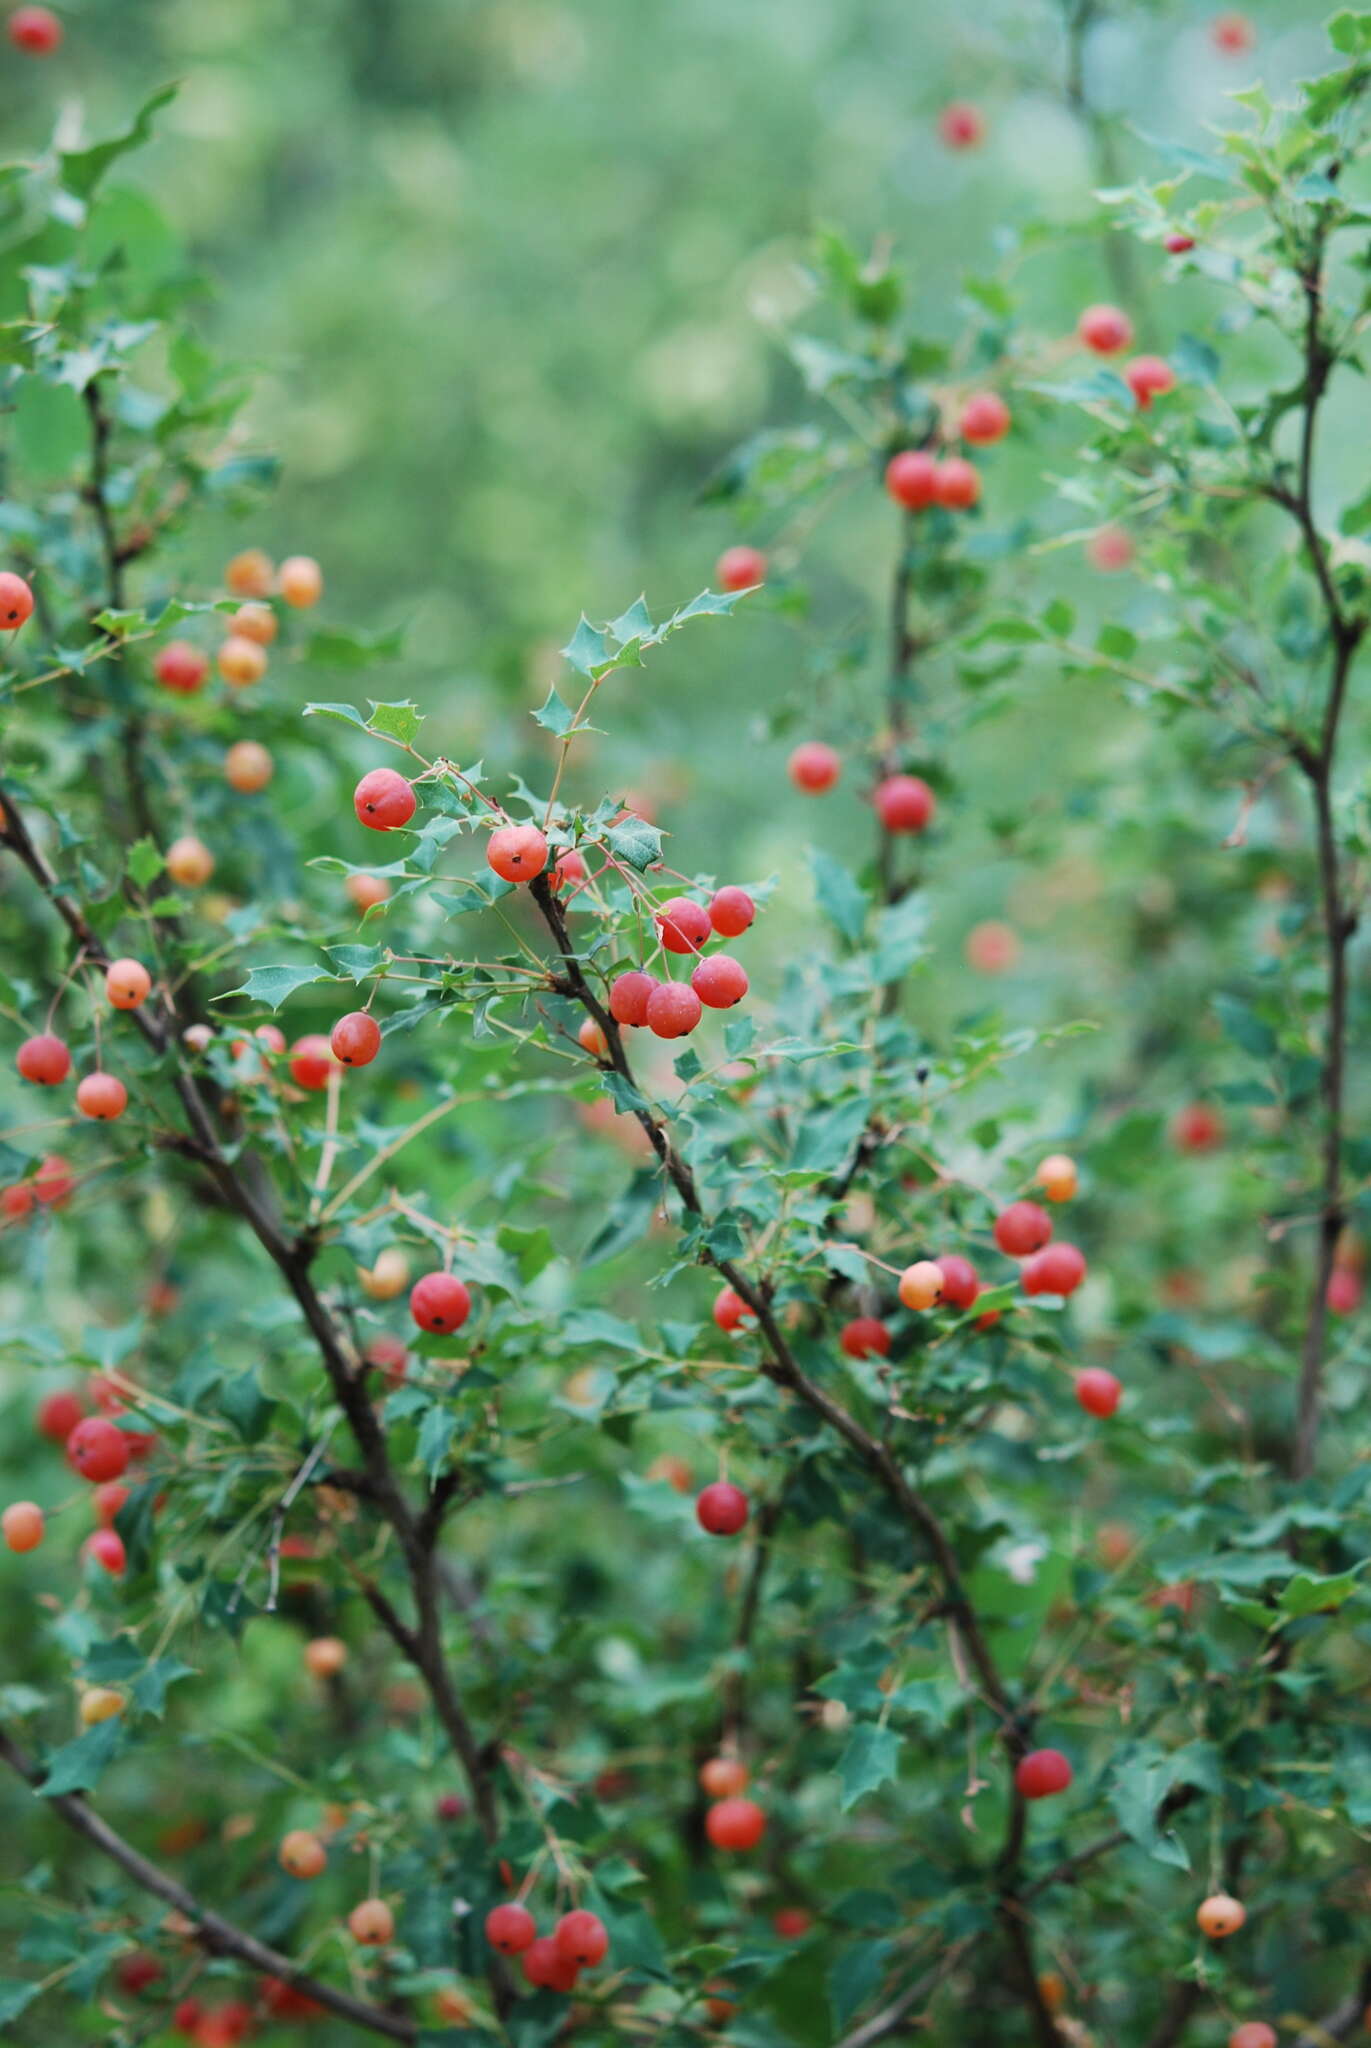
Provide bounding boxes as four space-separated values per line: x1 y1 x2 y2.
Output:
655 896 711 955
1022 1242 1087 1297
410 1271 472 1334
522 1936 580 1992
884 449 939 511
16 1033 70 1086
936 1254 980 1310
288 1035 335 1090
1172 1102 1223 1152
972 1283 1002 1331
155 641 208 694
173 1999 203 2036
1078 303 1134 355
555 1910 609 1968
874 774 935 834
435 1792 466 1820
993 1201 1052 1257
691 954 748 1009
716 545 766 592
487 823 548 883
1328 1267 1362 1316
1075 1368 1122 1418
76 1072 128 1121
353 768 416 832
1088 526 1134 572
551 848 587 893
1229 2026 1276 2048
0 568 35 624
34 1153 73 1207
8 7 61 53
773 1908 812 1940
1125 354 1176 408
365 1334 409 1385
840 1317 891 1360
67 1416 131 1483
645 982 702 1039
116 1952 163 1995
486 1902 537 1955
38 1389 85 1441
105 958 151 1009
86 1527 127 1576
933 457 980 510
705 1795 766 1849
1015 1748 1073 1800
1164 231 1196 254
959 393 1011 444
708 886 755 937
937 100 984 149
94 1481 129 1526
1211 10 1254 53
696 1481 749 1536
788 741 841 793
330 1011 381 1067
609 970 658 1027
712 1286 753 1333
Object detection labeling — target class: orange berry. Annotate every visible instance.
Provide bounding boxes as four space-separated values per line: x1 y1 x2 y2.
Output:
278 555 323 608
348 1899 395 1946
699 1756 749 1798
346 873 390 913
1036 1154 1078 1202
225 740 274 793
279 1830 327 1879
79 1686 126 1726
105 958 151 1010
898 1260 944 1312
166 836 214 888
1196 1893 1246 1939
217 635 267 688
304 1637 347 1679
2 1501 44 1552
229 602 278 646
226 549 274 598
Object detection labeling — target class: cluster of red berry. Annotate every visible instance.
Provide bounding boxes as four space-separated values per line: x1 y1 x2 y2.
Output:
485 1901 610 1993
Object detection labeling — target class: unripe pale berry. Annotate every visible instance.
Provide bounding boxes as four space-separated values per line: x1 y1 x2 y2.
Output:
993 1201 1052 1257
716 545 766 592
410 1271 471 1334
1036 1154 1078 1202
705 1795 766 1849
86 1527 127 1576
645 982 702 1039
486 823 548 883
330 1011 381 1067
555 1910 609 1968
485 1902 537 1955
229 601 277 646
1196 1893 1246 1938
709 886 754 937
937 100 984 148
1075 1368 1122 1418
7 9 61 54
216 635 267 688
3 1501 44 1552
288 1035 335 1090
1015 1748 1072 1799
788 741 841 793
712 1286 753 1333
278 555 323 608
937 1254 980 1310
522 1936 579 1992
656 896 711 955
226 549 274 599
155 641 208 694
692 954 748 1009
225 739 274 792
577 1017 609 1058
885 449 939 511
348 1899 394 1945
80 1686 126 1726
182 1023 214 1055
1229 2025 1276 2048
17 1033 71 1085
1088 526 1134 572
359 1245 410 1300
354 768 416 832
346 872 390 912
304 1636 347 1679
1126 354 1177 408
899 1261 944 1311
959 392 1011 444
1022 1242 1087 1297
696 1480 749 1536
933 457 980 510
609 970 658 1027
874 774 935 834
279 1830 327 1879
67 1416 131 1482
76 1071 128 1121
1078 303 1134 354
105 958 151 1009
840 1316 891 1359
166 836 214 887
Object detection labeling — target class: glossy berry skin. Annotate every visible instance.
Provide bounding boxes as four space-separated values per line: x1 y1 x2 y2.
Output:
609 970 658 1027
348 1899 394 1946
716 545 766 592
105 958 151 1009
1088 526 1134 572
1126 354 1177 408
1196 1893 1246 1938
938 100 984 148
1078 303 1134 354
1014 1748 1073 1800
933 457 980 510
17 1033 70 1086
354 768 416 832
0 568 35 624
225 740 274 792
155 641 208 693
705 1795 766 1849
699 1755 749 1797
76 1072 128 1121
486 823 548 883
86 1528 126 1576
708 886 755 937
1022 1242 1087 1297
279 1830 327 1879
486 1902 538 1955
330 1011 381 1067
3 1501 43 1552
410 1271 472 1334
959 392 1011 444
885 449 939 511
37 1389 85 1442
1075 1368 1122 1419
692 954 748 1008
713 1286 752 1333
993 1201 1052 1257
555 1910 609 1968
1164 232 1197 254
696 1481 749 1536
521 1936 580 1993
874 774 935 834
656 896 711 955
66 1416 131 1483
278 555 323 608
1229 2025 1276 2048
840 1316 891 1359
936 1254 981 1311
1036 1153 1078 1202
898 1261 944 1312
216 635 267 688
788 740 840 793
288 1035 334 1090
645 982 702 1039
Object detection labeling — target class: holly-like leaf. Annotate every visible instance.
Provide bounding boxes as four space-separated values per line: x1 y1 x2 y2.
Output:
368 699 424 746
214 964 334 1011
532 684 575 735
839 1723 901 1809
125 837 163 889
